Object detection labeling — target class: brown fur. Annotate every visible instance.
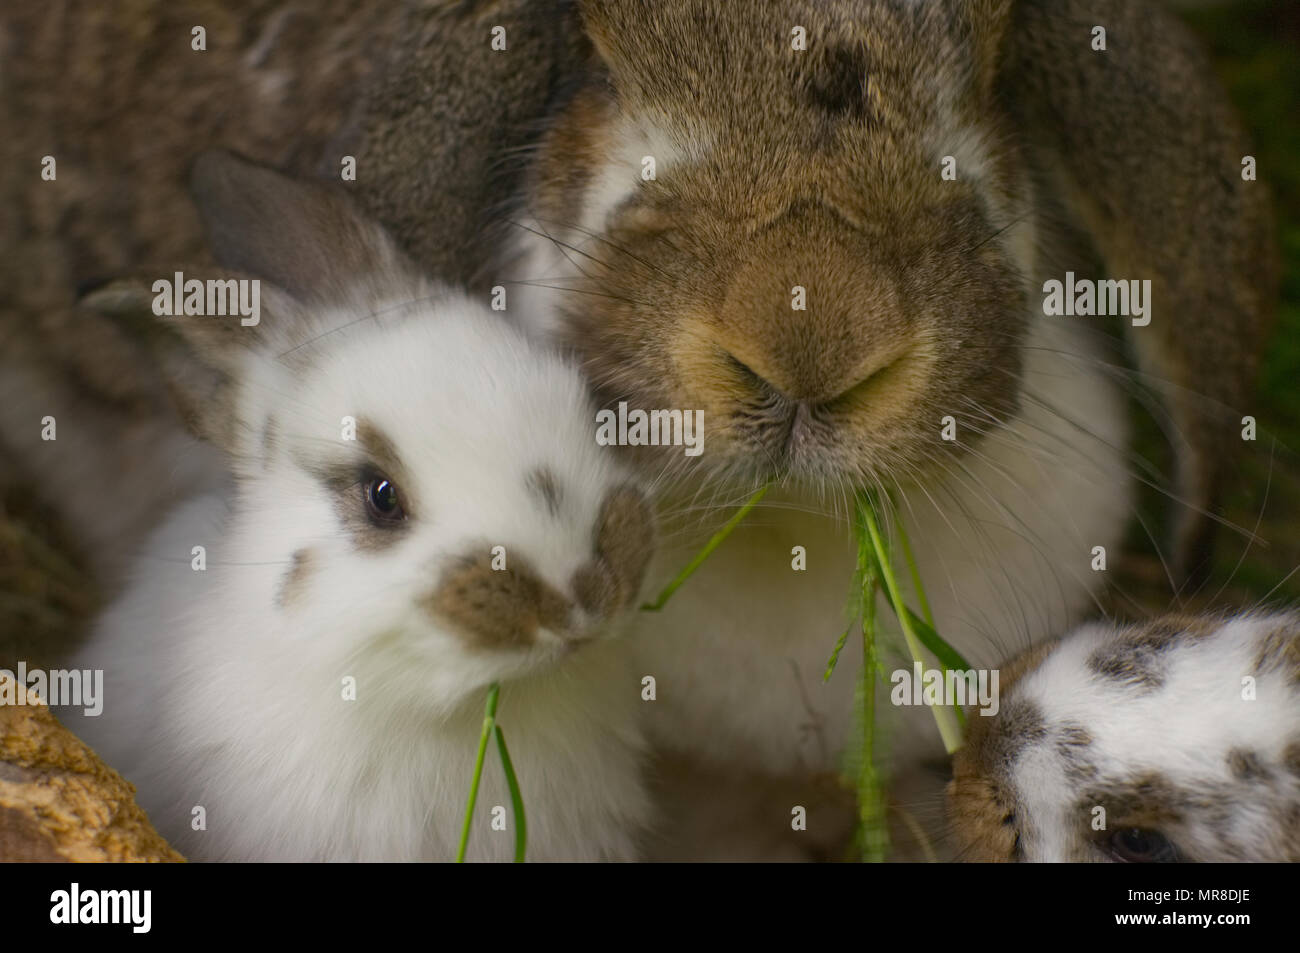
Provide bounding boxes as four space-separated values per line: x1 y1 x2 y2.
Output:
526 467 564 518
525 0 1031 486
1004 0 1278 581
276 547 314 608
429 482 653 650
1254 622 1300 684
947 638 1057 860
1083 616 1216 690
585 486 655 612
426 551 575 651
511 0 1274 579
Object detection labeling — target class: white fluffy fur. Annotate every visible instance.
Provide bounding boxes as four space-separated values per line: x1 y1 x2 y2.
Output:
1010 613 1300 862
67 293 652 862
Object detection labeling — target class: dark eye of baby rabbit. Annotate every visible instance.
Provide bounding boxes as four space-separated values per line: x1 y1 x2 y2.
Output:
1107 827 1181 863
363 476 405 523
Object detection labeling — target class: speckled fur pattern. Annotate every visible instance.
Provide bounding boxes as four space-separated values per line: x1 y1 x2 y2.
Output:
950 612 1300 862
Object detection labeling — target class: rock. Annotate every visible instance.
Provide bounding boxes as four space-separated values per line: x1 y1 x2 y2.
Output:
0 674 181 862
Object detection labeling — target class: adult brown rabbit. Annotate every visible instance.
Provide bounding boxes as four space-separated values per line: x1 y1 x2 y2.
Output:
491 0 1276 856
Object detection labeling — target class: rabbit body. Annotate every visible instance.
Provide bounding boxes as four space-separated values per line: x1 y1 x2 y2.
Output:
66 155 655 862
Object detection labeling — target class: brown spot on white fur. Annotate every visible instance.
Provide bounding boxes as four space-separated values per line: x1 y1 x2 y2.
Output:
297 416 415 551
571 486 653 618
425 551 573 652
1283 741 1300 779
1226 748 1269 781
1081 772 1185 834
526 467 563 517
276 547 313 608
1087 616 1215 691
1254 621 1300 684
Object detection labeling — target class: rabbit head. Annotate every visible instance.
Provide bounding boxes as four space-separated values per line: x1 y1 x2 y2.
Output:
514 0 1031 487
948 613 1300 862
83 152 655 713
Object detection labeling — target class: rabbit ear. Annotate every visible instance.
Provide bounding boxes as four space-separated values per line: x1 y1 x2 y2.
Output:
188 149 419 307
945 0 1013 108
78 273 300 451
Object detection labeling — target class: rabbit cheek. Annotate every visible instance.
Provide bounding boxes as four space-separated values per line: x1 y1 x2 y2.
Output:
946 768 1019 862
570 486 654 620
423 554 574 653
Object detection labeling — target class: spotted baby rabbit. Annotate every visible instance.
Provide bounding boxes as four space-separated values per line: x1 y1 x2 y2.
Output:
949 612 1300 862
66 152 655 862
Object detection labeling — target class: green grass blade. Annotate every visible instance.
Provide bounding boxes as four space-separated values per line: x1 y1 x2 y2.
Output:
901 605 972 672
894 511 935 628
859 498 964 754
456 682 500 862
824 624 852 682
856 534 890 862
493 724 527 863
640 484 770 611
901 605 970 730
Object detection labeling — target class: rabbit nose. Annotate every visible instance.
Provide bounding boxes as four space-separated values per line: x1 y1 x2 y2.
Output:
714 205 911 406
720 344 909 409
424 550 575 651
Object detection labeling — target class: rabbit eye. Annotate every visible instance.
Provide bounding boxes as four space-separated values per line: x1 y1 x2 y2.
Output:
364 477 405 523
1107 827 1180 863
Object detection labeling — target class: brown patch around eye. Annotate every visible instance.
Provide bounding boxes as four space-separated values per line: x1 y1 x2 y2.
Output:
571 487 654 619
1082 772 1185 833
354 417 408 494
425 551 573 651
296 416 416 551
276 547 313 608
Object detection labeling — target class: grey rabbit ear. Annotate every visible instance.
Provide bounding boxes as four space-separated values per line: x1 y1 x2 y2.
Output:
958 0 1014 101
188 149 416 306
78 277 236 449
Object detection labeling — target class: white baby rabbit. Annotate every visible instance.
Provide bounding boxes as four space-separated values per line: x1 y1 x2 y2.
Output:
65 152 655 862
949 611 1300 862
